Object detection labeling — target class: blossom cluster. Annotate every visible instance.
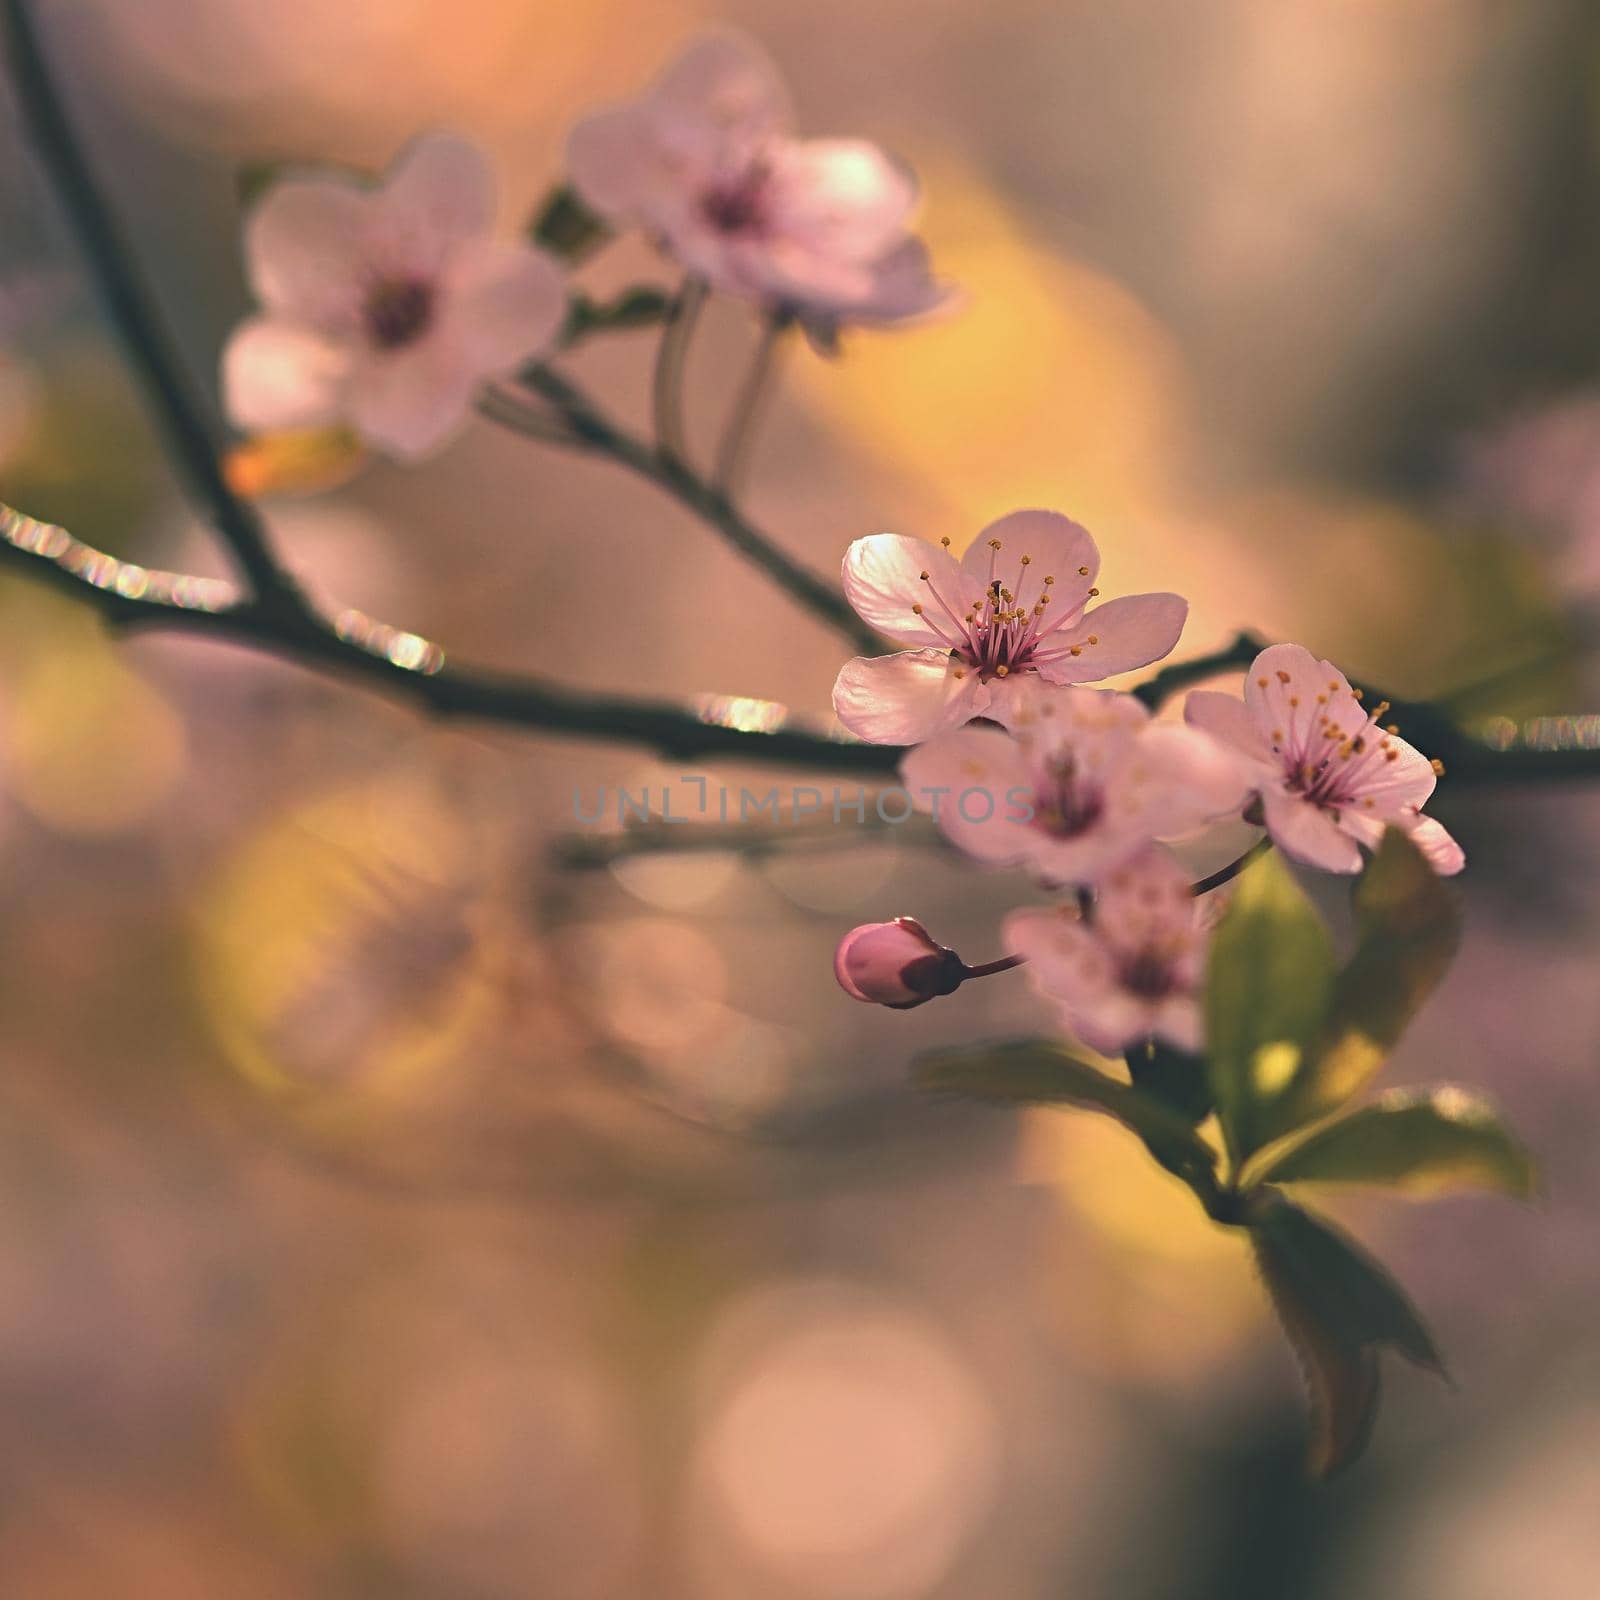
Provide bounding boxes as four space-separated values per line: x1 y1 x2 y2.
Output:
222 33 949 459
833 510 1463 1056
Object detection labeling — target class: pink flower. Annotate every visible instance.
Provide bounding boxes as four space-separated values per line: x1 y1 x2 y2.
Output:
1184 642 1465 876
834 917 966 1008
832 510 1188 743
900 683 1248 885
224 134 567 461
1004 847 1207 1055
567 34 951 335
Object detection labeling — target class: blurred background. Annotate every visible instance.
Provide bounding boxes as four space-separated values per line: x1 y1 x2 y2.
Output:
2 0 1598 1594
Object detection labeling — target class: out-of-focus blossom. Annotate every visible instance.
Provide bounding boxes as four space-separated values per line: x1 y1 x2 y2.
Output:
1004 847 1207 1054
832 510 1187 743
833 917 964 1008
223 133 567 460
567 33 952 340
901 683 1246 886
1185 642 1464 875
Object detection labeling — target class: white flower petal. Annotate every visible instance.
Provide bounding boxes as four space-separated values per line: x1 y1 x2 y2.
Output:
841 533 977 648
443 241 568 372
1183 688 1275 765
375 132 496 268
1260 785 1363 873
1037 592 1188 682
962 510 1099 616
244 177 373 330
900 727 1039 865
831 649 977 744
222 316 353 433
1401 813 1466 876
347 338 477 460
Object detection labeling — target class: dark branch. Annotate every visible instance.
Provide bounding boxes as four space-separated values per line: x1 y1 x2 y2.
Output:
514 364 880 655
2 0 308 617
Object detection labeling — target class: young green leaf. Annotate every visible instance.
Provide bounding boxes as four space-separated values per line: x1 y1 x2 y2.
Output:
531 184 612 263
562 287 672 345
1306 828 1462 1119
1245 1087 1535 1199
1204 850 1337 1164
1126 1038 1213 1125
1250 1198 1446 1476
914 1038 1218 1186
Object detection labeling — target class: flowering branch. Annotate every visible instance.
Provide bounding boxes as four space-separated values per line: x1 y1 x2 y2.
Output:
1 0 308 619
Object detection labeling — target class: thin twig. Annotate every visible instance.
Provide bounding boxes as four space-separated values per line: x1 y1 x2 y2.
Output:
652 275 707 462
1 0 307 617
1192 837 1272 896
713 315 788 494
516 363 881 653
3 498 1599 783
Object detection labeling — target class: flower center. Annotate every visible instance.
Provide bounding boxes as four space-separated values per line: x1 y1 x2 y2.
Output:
1120 948 1176 1001
699 164 772 236
910 536 1100 685
1262 667 1432 816
363 276 435 350
1034 752 1105 838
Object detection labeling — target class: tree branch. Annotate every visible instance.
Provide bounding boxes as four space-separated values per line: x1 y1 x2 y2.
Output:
512 364 881 654
7 498 1600 785
0 500 900 771
2 0 308 617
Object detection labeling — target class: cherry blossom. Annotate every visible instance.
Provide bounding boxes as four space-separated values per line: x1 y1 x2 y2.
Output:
1004 847 1208 1055
832 510 1188 743
900 682 1247 885
567 33 951 336
224 134 567 461
1184 642 1465 875
834 917 966 1008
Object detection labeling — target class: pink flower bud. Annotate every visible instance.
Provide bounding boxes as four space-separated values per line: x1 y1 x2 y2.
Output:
833 917 966 1009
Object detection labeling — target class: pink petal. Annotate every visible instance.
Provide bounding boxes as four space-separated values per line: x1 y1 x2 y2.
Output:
374 133 496 271
1003 907 1149 1055
1260 785 1363 873
768 139 918 263
831 649 978 744
962 510 1099 617
244 176 373 331
347 337 476 460
1122 723 1254 837
649 32 791 142
1037 592 1188 682
1093 845 1197 951
566 104 663 219
222 316 353 433
1348 732 1437 815
1183 688 1275 765
900 726 1039 865
1241 642 1362 746
842 533 978 648
790 237 959 346
1401 813 1466 876
442 241 568 372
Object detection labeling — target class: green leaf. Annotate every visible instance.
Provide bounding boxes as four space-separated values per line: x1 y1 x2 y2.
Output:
1204 850 1337 1163
562 287 672 345
1246 1087 1535 1199
914 1038 1218 1185
1250 1199 1446 1476
1306 828 1462 1121
1126 1038 1213 1125
531 184 612 262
